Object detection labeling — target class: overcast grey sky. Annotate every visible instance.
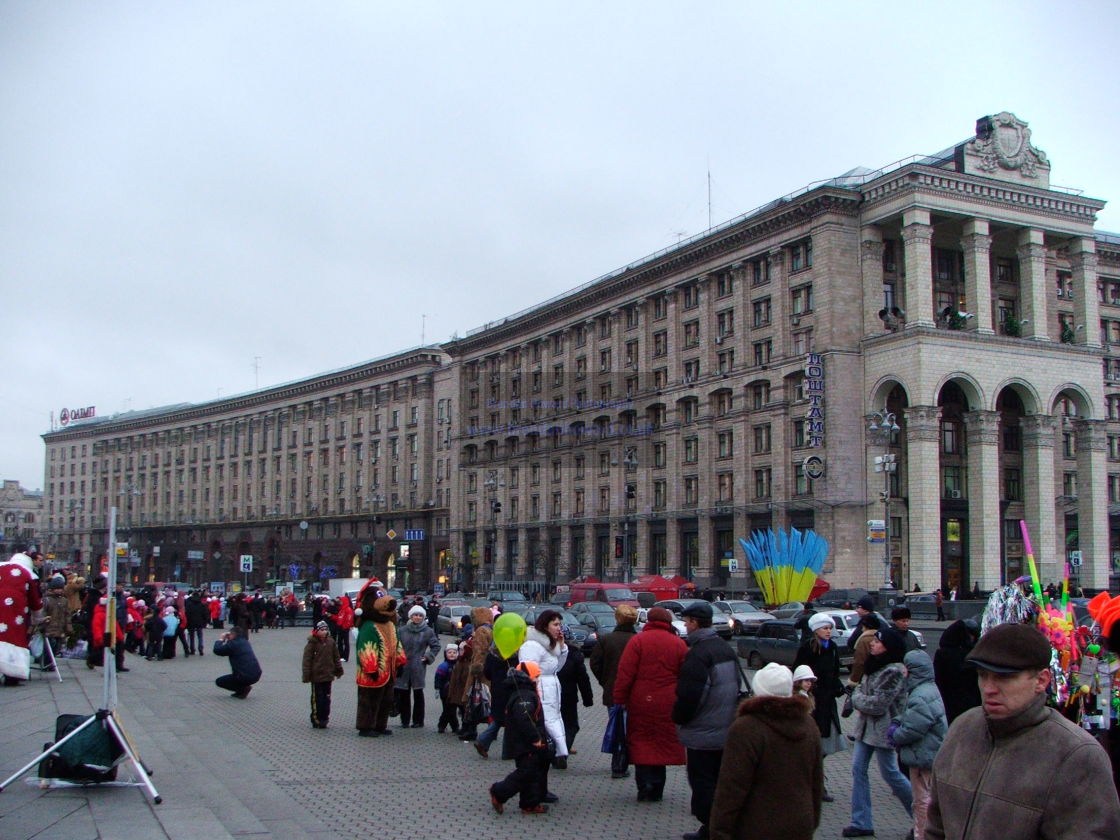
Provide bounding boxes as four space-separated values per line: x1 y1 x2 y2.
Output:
3 0 1118 492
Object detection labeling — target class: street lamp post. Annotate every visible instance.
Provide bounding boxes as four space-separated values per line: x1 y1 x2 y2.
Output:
620 446 639 583
868 409 900 589
483 470 505 590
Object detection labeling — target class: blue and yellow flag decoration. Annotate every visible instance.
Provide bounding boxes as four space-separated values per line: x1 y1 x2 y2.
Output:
738 527 829 607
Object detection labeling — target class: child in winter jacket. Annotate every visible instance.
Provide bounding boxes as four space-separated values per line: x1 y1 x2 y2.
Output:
888 649 947 840
489 661 553 815
302 620 344 728
435 643 463 734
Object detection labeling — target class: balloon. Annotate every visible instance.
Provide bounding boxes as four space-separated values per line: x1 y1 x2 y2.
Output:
493 612 527 659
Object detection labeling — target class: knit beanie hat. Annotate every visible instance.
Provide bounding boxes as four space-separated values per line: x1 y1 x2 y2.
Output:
752 662 793 697
875 626 907 661
408 605 426 619
315 620 329 631
647 607 674 625
808 613 835 632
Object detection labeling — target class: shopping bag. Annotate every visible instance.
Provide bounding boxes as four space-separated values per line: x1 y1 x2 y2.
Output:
0 640 31 681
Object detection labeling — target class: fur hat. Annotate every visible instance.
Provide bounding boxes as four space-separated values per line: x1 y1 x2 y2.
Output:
967 622 1051 673
614 605 638 625
445 643 459 656
808 613 835 632
752 662 793 697
875 627 907 660
408 605 426 619
792 664 817 683
647 607 674 625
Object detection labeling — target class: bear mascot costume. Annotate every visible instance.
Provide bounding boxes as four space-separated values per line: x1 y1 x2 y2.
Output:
353 578 407 737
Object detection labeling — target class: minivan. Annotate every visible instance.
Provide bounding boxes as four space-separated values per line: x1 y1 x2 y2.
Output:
567 582 640 607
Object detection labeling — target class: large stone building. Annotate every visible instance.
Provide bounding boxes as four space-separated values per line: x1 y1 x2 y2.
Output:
1 479 44 557
42 113 1120 595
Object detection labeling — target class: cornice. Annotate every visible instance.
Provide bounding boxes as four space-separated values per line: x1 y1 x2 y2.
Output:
444 189 861 357
43 350 447 442
860 164 1104 225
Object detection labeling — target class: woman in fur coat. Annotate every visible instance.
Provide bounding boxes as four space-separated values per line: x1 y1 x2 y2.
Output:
518 609 570 767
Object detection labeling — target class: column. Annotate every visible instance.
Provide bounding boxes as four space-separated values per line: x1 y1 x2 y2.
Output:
964 410 1002 588
769 248 789 358
634 517 651 578
1071 238 1102 348
961 220 994 334
559 524 573 582
903 405 942 590
901 209 935 327
1017 229 1049 341
515 526 530 578
733 507 749 588
697 513 713 585
1074 420 1110 590
860 227 887 336
1021 415 1059 584
664 519 680 578
491 526 505 584
583 522 596 577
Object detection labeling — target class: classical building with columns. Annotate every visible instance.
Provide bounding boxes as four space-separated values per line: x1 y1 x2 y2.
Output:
40 112 1120 595
445 112 1119 595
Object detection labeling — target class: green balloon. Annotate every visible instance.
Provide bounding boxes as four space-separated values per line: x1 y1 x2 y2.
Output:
493 611 527 659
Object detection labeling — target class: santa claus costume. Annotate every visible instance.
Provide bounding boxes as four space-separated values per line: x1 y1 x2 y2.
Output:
0 550 44 685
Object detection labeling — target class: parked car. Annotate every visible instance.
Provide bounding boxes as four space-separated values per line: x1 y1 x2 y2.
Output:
637 607 688 638
812 588 871 610
486 590 528 604
769 601 811 620
570 601 616 621
652 599 733 639
737 620 801 668
436 604 474 636
575 611 618 637
567 582 640 607
712 600 775 636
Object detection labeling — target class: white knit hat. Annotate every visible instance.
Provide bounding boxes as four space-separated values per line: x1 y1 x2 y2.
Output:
792 664 817 683
808 613 835 632
408 605 426 619
751 662 793 697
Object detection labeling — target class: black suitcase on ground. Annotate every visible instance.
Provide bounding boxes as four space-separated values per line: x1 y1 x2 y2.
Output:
38 714 122 783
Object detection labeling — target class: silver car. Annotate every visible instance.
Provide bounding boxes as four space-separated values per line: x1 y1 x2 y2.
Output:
712 600 775 636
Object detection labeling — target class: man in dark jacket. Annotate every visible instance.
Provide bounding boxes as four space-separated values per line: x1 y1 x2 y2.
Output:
213 627 263 698
672 601 740 840
184 591 209 655
926 622 1120 839
589 604 639 778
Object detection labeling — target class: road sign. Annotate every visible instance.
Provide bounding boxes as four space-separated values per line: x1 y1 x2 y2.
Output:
386 528 398 540
405 529 425 541
728 558 739 573
1069 550 1083 567
240 555 253 573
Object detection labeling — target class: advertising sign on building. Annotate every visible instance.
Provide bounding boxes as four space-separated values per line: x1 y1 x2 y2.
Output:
804 353 825 447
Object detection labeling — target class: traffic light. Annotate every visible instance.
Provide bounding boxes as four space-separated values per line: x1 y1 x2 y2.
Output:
614 537 624 558
491 500 502 514
625 483 636 500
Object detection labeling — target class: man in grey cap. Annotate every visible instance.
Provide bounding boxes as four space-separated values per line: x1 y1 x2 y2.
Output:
925 622 1120 838
672 600 740 840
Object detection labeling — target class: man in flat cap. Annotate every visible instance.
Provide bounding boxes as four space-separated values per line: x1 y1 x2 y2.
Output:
925 622 1120 838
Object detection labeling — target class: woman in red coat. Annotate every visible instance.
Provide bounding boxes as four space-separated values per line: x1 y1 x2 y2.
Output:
612 607 688 802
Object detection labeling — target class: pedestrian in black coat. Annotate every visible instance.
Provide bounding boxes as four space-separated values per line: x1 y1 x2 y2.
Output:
558 646 595 752
490 663 553 814
932 618 981 723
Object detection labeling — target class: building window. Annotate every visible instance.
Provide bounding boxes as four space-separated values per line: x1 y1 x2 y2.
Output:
752 298 771 328
626 306 640 329
653 479 667 509
943 466 965 499
683 359 700 382
752 340 772 366
751 257 770 286
684 437 698 464
574 325 587 347
1063 432 1076 459
599 348 612 372
714 391 732 415
654 367 668 389
717 472 733 502
681 398 698 423
789 239 812 272
1063 471 1077 497
1005 468 1022 501
791 330 813 355
1110 474 1120 504
791 285 813 315
552 364 564 387
1109 435 1120 461
717 308 735 337
684 475 698 506
653 295 667 320
941 421 962 455
793 462 813 496
653 330 668 357
751 382 770 409
683 320 700 348
625 340 638 367
793 419 806 448
753 424 771 454
717 349 735 374
575 356 587 379
653 442 666 468
598 314 612 339
1003 424 1021 452
754 468 772 499
682 284 699 309
717 430 733 458
716 271 734 298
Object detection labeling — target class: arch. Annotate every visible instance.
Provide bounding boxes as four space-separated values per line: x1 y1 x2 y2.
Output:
932 373 984 411
1046 382 1096 420
868 377 911 411
992 378 1042 416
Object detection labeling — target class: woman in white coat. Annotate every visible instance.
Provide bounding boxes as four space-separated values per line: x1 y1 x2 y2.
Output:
519 609 570 768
